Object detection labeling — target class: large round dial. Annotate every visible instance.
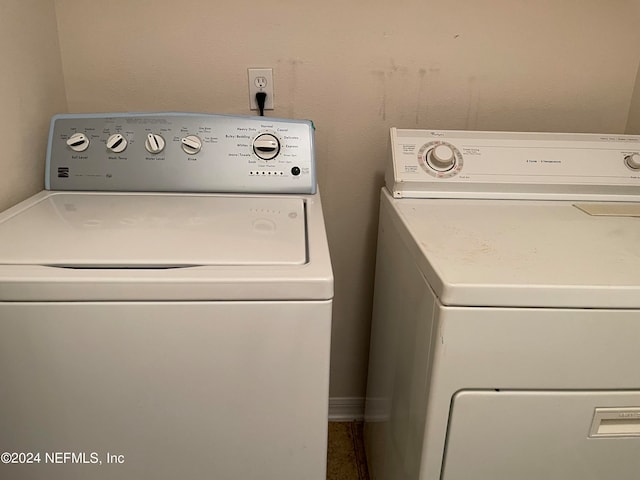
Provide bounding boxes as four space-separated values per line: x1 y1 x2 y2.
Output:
181 135 202 155
625 153 640 170
418 141 463 178
106 133 128 153
253 133 280 160
66 132 90 152
427 144 456 171
145 133 166 154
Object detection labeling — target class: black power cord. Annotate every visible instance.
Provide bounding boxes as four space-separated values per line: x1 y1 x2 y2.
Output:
256 91 267 117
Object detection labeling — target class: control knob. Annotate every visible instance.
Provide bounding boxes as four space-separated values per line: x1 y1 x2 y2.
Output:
145 133 166 154
426 144 456 171
181 135 202 155
625 153 640 170
106 133 128 153
253 133 280 160
66 132 90 152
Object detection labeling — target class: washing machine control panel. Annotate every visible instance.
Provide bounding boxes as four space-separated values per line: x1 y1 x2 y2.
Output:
47 113 316 193
389 128 640 199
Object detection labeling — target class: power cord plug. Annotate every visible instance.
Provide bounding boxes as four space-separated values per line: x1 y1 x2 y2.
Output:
256 92 267 117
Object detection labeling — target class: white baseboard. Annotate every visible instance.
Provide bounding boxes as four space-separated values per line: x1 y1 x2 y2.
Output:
328 397 365 421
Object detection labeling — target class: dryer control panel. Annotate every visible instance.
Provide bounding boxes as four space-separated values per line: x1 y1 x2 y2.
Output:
389 128 640 200
47 113 316 193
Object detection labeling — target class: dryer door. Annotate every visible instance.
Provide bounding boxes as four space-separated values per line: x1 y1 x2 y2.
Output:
442 390 640 480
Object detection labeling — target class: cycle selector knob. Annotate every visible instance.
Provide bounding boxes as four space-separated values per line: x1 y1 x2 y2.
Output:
253 133 280 160
181 135 202 155
66 132 90 152
427 144 456 171
145 133 166 154
106 133 128 153
625 153 640 170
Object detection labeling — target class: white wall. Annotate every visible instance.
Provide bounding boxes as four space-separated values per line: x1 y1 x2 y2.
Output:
4 0 638 402
625 2 640 134
626 62 640 134
0 1 67 210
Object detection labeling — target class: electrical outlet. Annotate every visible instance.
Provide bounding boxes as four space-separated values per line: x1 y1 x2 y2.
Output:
248 68 274 111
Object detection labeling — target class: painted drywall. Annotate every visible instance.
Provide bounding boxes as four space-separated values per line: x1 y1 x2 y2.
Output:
0 1 67 210
625 2 640 134
626 62 640 134
54 0 640 400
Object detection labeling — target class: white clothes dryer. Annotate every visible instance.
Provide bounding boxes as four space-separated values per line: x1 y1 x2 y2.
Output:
364 128 640 480
0 113 333 480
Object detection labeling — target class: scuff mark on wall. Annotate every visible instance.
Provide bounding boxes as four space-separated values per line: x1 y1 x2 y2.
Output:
416 68 427 125
389 58 409 76
465 75 481 131
373 60 415 122
419 65 441 127
286 58 303 119
372 70 387 121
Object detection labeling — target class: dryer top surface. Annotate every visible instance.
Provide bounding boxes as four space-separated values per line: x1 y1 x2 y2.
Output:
385 188 640 308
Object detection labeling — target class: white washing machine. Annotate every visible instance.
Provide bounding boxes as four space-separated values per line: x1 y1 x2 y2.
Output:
0 113 333 480
364 128 640 480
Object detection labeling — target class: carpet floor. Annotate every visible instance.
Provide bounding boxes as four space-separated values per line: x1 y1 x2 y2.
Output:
326 422 369 480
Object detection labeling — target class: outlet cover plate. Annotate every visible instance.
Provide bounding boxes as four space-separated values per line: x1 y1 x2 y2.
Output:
248 68 274 111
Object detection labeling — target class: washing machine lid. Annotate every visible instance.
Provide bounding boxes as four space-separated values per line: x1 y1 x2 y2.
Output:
385 189 640 309
0 192 307 268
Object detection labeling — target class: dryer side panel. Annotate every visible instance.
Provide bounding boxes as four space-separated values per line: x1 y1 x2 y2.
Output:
364 193 439 480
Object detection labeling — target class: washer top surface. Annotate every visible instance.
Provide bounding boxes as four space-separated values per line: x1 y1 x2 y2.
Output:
0 189 333 302
0 192 306 268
